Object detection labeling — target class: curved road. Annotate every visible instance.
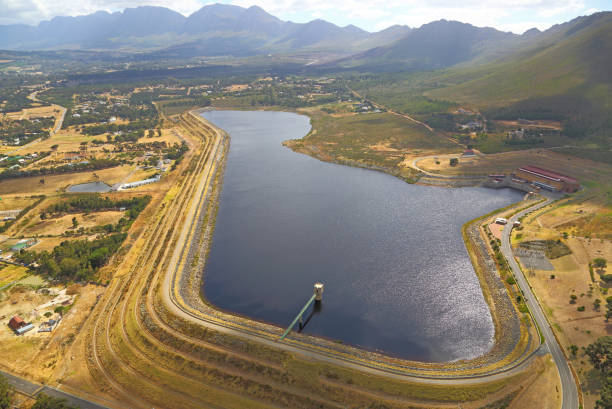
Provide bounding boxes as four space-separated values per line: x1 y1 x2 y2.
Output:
160 113 547 386
501 198 579 409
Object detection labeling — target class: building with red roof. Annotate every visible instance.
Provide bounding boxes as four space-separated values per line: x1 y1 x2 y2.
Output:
8 315 25 330
514 165 579 193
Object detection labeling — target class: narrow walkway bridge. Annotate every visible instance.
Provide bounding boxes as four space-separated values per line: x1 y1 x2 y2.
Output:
280 283 324 340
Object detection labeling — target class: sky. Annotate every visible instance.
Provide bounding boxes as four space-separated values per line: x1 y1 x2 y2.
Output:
1 0 610 33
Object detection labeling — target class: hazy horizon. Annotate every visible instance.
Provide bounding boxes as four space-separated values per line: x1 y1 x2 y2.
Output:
1 0 610 34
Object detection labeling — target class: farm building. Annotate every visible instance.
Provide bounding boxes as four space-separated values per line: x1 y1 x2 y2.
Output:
16 324 34 335
117 174 161 191
513 165 580 193
8 315 25 330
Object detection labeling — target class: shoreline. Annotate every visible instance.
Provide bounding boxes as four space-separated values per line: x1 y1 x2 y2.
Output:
168 108 542 378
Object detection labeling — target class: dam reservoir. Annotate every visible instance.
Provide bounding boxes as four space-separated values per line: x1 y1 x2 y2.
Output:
201 110 523 362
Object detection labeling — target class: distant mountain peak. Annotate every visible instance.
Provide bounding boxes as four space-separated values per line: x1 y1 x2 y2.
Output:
523 27 541 36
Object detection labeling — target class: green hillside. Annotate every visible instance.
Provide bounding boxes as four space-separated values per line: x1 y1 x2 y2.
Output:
350 12 612 163
427 12 612 109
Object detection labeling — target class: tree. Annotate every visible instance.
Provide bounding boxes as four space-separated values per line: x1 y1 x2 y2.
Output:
569 344 578 357
585 337 612 374
0 374 13 409
586 337 612 409
595 258 608 270
596 380 612 409
31 393 77 409
449 157 459 167
71 217 78 228
59 257 80 276
595 298 602 311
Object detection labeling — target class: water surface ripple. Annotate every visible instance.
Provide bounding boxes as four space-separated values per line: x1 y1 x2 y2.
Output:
201 110 523 362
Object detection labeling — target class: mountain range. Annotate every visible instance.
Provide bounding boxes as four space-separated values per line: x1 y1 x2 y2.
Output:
0 4 410 57
3 4 609 77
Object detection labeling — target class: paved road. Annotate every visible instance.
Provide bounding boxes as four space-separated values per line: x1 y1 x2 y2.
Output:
501 198 579 409
0 369 110 409
161 113 546 387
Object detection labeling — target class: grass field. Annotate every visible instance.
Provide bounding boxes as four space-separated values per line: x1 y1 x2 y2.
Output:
0 165 133 195
0 195 37 211
21 210 124 237
4 105 59 121
287 108 457 182
418 149 612 183
0 264 28 287
137 128 183 146
17 128 102 156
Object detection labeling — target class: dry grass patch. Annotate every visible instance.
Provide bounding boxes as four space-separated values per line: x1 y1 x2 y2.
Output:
17 130 101 156
4 105 59 121
21 211 124 237
518 198 612 409
0 165 133 195
0 195 37 212
417 149 612 184
137 128 182 145
0 264 28 286
508 356 561 409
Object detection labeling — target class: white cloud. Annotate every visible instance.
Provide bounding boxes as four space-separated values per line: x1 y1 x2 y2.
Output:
0 0 604 33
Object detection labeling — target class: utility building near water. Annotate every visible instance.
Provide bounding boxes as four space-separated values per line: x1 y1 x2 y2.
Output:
513 165 580 193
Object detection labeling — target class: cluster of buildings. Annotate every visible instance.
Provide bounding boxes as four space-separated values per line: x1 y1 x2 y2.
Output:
8 315 34 335
513 165 579 193
7 314 61 335
488 165 580 193
460 121 482 131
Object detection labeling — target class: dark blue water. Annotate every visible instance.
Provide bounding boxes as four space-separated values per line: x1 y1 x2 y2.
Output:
201 111 522 362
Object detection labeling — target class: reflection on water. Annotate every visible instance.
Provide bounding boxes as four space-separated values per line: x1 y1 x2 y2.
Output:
201 110 523 362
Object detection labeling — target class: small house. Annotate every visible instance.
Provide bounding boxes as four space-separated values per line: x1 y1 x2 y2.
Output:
8 316 25 330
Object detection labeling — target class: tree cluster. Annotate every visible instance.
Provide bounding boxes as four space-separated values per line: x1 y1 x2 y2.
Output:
45 193 151 217
80 119 157 136
0 158 121 181
586 337 612 408
15 233 127 282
